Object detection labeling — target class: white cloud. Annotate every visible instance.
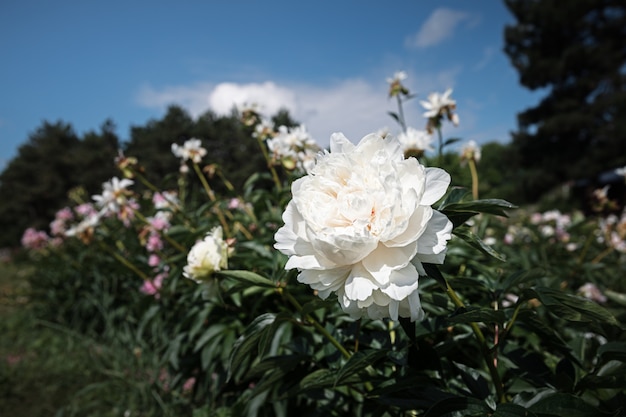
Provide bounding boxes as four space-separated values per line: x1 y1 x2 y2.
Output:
208 82 297 116
407 8 473 48
473 46 495 71
138 79 397 148
136 82 214 118
134 68 471 149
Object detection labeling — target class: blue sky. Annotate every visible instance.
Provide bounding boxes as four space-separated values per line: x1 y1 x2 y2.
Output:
0 1 544 168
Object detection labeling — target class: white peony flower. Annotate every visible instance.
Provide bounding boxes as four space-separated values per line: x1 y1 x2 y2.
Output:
275 132 453 322
171 138 207 164
183 227 229 283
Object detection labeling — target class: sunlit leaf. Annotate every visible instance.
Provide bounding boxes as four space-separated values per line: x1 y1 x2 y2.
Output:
452 226 507 261
528 393 605 417
217 270 276 288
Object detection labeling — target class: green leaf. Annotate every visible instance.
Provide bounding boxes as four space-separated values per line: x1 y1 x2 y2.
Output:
422 263 448 290
528 393 605 417
424 397 492 417
300 298 339 317
297 368 336 391
525 287 619 326
493 403 538 417
452 226 507 261
597 341 626 362
448 307 507 324
334 350 387 386
194 323 227 352
387 111 401 124
438 187 471 209
238 241 274 259
442 198 517 217
443 137 461 147
577 373 626 390
217 270 276 288
228 313 276 382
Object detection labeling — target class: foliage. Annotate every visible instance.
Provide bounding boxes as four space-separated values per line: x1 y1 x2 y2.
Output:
8 88 626 417
504 0 626 201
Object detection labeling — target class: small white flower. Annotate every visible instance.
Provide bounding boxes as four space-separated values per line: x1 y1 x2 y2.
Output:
92 177 134 215
386 71 407 84
397 127 434 155
183 227 229 283
420 88 456 119
275 132 452 322
171 138 207 164
266 125 320 173
460 140 481 164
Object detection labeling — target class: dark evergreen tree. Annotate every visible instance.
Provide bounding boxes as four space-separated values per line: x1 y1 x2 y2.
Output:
193 110 267 193
0 121 119 247
504 0 626 201
124 105 195 189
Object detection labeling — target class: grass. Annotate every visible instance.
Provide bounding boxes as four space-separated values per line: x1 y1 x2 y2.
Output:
0 261 103 416
0 260 196 417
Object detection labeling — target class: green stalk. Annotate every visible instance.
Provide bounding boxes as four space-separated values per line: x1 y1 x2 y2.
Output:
192 162 216 202
192 162 231 237
283 290 351 360
396 95 407 132
255 135 282 191
132 209 187 254
469 158 479 200
99 242 149 281
446 282 506 403
437 126 444 166
281 290 375 393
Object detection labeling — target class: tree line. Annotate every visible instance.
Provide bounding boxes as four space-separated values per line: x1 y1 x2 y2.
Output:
1 0 624 248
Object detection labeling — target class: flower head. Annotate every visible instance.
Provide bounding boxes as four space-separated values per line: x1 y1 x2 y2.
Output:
183 227 229 283
275 133 453 321
386 71 409 97
92 177 134 216
266 125 320 173
21 228 50 250
397 127 434 158
420 88 458 133
460 140 481 165
171 138 207 164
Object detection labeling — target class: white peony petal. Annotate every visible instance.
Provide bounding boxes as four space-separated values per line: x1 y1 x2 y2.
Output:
421 168 451 206
416 210 453 258
361 242 418 285
344 264 377 301
379 263 419 300
385 205 432 247
329 132 354 154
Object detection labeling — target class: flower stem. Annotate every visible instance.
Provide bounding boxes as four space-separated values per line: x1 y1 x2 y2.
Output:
283 290 351 359
192 162 231 237
469 158 479 200
132 209 187 254
437 127 444 166
281 290 375 393
193 162 216 202
255 136 282 191
446 282 506 403
396 95 407 132
99 241 149 281
591 246 614 264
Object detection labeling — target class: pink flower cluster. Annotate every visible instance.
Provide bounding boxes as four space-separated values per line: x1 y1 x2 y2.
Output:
21 228 50 250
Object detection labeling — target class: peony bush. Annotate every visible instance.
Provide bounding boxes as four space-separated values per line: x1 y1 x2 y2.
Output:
13 72 626 416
